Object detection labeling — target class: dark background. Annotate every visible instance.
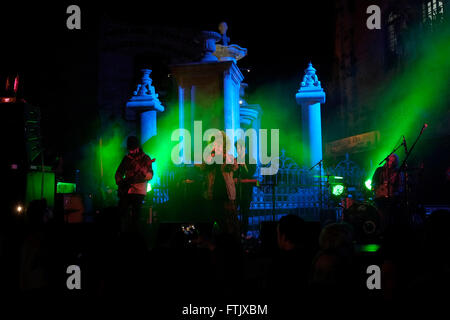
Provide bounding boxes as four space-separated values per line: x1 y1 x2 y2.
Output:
0 0 335 154
1 1 449 205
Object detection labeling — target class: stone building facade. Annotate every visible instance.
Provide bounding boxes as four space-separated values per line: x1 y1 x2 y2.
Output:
327 0 449 143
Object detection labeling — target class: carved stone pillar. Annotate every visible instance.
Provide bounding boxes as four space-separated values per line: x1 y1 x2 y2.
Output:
126 69 164 145
295 63 326 168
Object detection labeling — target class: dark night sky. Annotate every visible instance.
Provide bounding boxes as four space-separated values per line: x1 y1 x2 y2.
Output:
1 1 336 154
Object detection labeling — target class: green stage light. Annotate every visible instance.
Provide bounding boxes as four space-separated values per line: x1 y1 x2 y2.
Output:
147 183 152 193
366 21 450 180
57 182 77 194
332 184 345 196
365 179 372 190
357 244 380 253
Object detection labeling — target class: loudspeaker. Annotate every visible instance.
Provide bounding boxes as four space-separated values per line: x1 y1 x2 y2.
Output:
2 102 41 165
55 193 84 223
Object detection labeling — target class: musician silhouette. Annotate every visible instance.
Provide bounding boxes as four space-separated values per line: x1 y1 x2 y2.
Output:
372 153 404 229
115 136 153 232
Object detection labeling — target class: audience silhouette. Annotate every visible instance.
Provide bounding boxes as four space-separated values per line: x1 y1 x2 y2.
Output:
2 197 448 311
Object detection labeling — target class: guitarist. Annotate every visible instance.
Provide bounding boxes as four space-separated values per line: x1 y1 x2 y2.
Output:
115 136 154 232
372 153 403 229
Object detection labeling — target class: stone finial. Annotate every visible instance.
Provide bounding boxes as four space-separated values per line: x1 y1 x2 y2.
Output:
133 69 157 97
199 31 222 62
300 62 321 88
127 68 164 112
212 22 247 63
218 22 230 46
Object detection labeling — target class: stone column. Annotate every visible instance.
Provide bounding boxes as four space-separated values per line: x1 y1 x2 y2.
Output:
140 110 157 143
295 63 326 168
223 67 242 133
239 83 262 165
126 69 164 145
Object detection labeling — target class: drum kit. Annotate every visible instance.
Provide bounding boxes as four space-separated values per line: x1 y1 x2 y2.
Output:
342 201 381 243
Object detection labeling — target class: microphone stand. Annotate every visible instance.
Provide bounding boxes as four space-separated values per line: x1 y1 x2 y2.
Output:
399 126 427 171
378 140 403 166
399 125 427 216
402 136 409 215
310 159 324 211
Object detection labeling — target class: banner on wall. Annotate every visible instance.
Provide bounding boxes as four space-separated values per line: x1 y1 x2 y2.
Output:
325 131 380 156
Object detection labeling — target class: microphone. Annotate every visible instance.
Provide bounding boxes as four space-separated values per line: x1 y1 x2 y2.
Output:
421 123 428 134
402 135 408 153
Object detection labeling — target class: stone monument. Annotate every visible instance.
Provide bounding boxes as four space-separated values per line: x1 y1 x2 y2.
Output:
126 69 165 145
170 23 247 162
295 63 326 168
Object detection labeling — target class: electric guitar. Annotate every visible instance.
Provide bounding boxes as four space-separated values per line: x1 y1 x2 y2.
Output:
374 181 388 199
118 157 155 198
374 171 399 199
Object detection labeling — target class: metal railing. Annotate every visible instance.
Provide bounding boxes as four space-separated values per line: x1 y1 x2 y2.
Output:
149 151 367 222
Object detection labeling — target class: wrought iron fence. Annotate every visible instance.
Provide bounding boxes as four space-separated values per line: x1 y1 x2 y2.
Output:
148 150 367 222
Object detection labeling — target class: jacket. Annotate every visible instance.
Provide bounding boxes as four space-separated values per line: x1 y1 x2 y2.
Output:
115 149 154 195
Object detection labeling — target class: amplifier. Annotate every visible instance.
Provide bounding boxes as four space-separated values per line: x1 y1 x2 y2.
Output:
58 193 84 223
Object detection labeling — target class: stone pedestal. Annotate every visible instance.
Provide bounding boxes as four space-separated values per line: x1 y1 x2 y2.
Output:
295 63 326 168
140 110 157 143
126 69 164 145
170 60 244 149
